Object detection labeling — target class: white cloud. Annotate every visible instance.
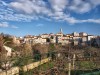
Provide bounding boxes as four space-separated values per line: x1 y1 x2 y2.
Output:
36 24 44 27
49 0 68 12
48 0 100 24
64 18 100 24
0 0 8 6
48 0 69 21
68 0 92 13
0 6 37 22
0 0 100 25
9 0 69 22
0 0 38 22
0 22 18 28
0 22 9 27
11 25 19 29
39 16 52 21
68 0 100 14
9 0 51 15
89 0 100 7
9 1 34 14
79 19 100 24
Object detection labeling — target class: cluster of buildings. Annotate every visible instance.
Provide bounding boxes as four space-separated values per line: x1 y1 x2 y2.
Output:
12 29 100 46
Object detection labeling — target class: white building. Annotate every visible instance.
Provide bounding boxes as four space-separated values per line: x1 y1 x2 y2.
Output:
41 34 49 38
81 36 87 43
56 36 69 45
73 36 81 41
87 35 95 41
50 36 56 43
24 35 35 44
12 36 20 44
72 32 79 37
79 32 88 36
33 37 46 44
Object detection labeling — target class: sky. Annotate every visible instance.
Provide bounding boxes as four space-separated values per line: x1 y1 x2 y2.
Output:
0 0 100 36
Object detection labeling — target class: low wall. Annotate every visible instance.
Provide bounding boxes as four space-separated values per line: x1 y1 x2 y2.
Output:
0 58 51 75
0 67 19 75
22 57 51 72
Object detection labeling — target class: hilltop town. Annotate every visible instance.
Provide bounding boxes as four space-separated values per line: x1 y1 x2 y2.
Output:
10 29 100 47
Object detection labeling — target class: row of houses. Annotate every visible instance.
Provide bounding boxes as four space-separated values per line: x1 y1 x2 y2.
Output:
13 29 100 46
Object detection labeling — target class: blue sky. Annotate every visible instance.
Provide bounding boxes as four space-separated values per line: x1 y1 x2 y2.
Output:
0 0 100 36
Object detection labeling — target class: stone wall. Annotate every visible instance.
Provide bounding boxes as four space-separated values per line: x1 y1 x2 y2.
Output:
0 67 19 75
22 58 51 72
0 58 51 75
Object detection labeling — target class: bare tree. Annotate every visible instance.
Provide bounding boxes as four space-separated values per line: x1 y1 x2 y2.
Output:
32 44 48 60
0 35 9 75
22 43 32 57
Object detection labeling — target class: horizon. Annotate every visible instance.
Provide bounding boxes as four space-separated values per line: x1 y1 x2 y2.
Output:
0 0 100 37
0 30 99 37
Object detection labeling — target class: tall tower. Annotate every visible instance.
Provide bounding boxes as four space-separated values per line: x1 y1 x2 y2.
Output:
60 28 63 33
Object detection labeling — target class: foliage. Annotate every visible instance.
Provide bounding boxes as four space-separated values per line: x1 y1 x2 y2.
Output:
48 43 55 51
22 43 32 56
14 43 33 57
13 56 33 67
37 61 54 71
0 35 7 62
33 53 41 61
32 44 48 54
32 44 48 59
77 61 96 70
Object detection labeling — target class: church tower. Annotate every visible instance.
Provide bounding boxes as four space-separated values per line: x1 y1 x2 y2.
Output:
60 28 63 33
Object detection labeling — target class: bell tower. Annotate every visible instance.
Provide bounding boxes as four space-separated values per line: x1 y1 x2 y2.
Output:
60 28 63 33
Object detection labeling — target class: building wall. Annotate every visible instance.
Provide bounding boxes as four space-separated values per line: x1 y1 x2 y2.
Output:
79 32 87 36
33 38 46 44
87 35 94 41
72 32 79 37
41 34 49 38
82 37 87 42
